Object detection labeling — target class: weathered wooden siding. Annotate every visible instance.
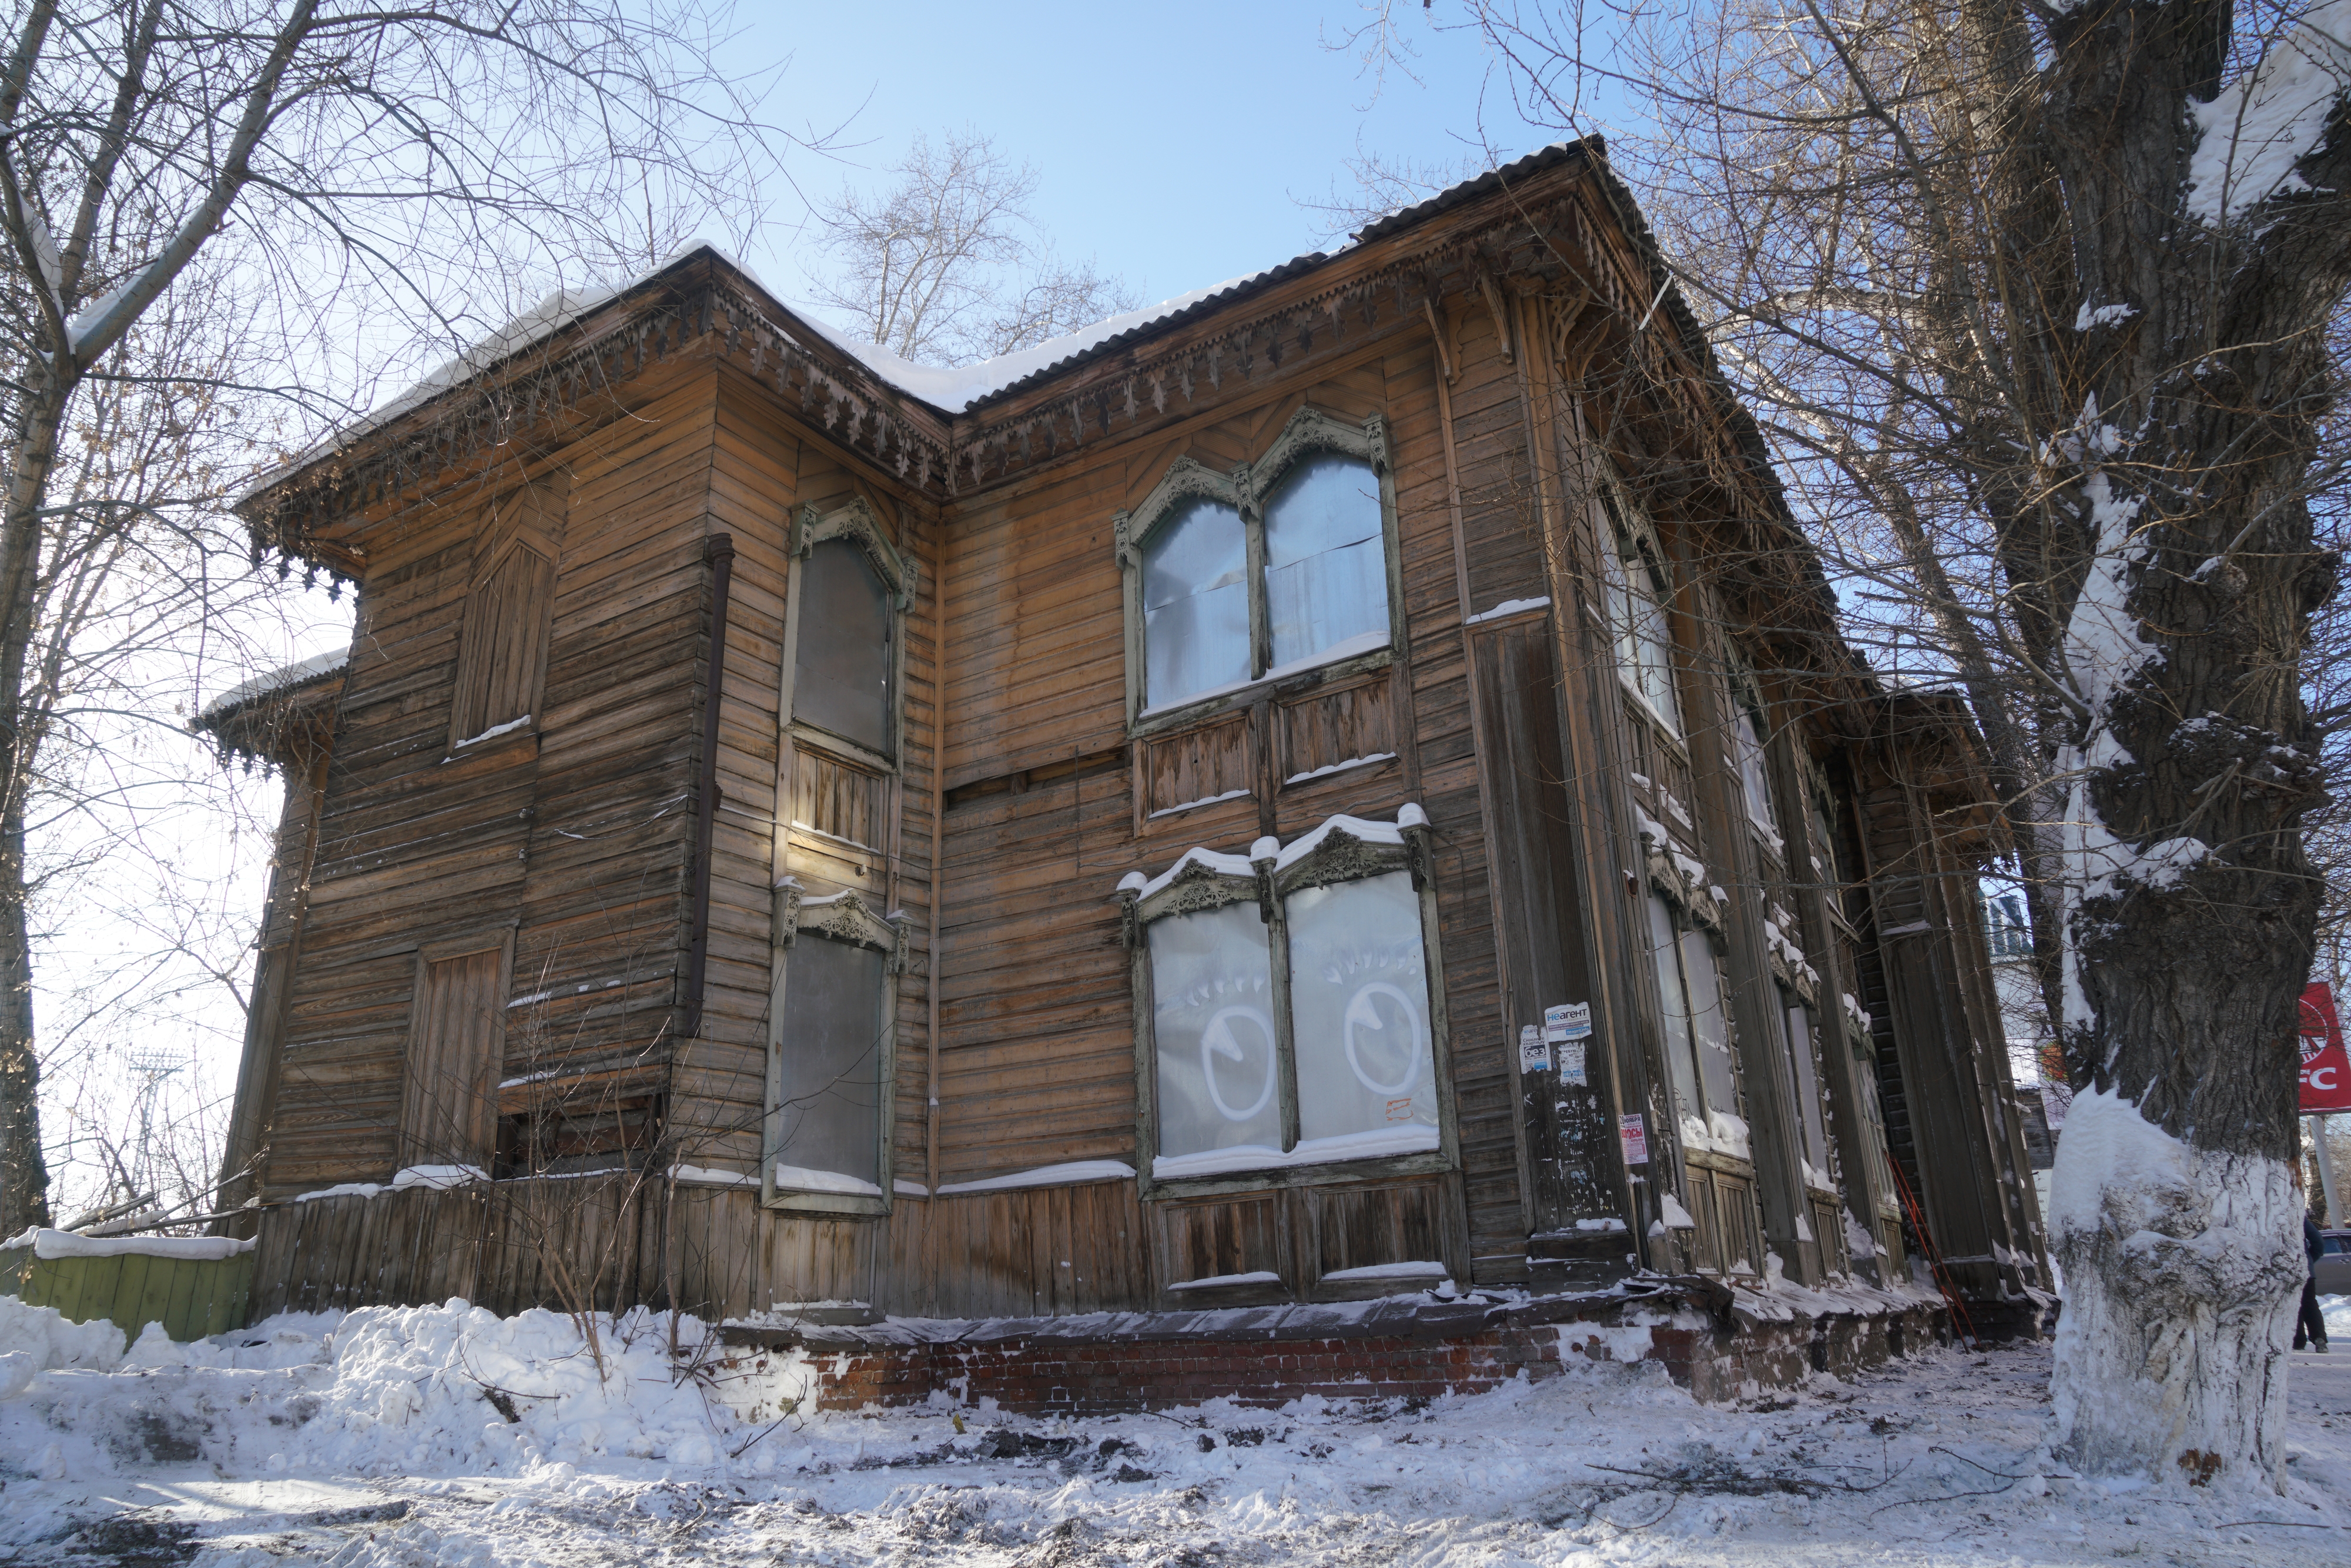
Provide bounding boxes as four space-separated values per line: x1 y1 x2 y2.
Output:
262 362 723 1197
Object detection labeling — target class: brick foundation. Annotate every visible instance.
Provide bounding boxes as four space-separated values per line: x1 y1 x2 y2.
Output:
723 1279 1954 1415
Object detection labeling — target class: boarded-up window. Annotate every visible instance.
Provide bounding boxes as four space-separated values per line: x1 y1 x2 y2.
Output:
400 945 506 1168
450 542 555 748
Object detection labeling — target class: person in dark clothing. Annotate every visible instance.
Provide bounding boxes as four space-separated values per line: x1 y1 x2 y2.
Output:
2296 1209 2330 1353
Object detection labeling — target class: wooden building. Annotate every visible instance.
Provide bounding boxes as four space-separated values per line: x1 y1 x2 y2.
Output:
205 142 2047 1328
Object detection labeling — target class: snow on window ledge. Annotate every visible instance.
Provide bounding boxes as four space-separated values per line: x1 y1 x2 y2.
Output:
1151 1123 1440 1180
1321 1260 1448 1281
1167 1270 1284 1291
1120 805 1426 902
1140 631 1391 719
934 1160 1137 1195
772 1164 885 1199
1147 787 1252 820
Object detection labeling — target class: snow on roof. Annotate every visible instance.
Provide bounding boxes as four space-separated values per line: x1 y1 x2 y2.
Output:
199 647 350 723
789 276 1258 413
248 143 1592 503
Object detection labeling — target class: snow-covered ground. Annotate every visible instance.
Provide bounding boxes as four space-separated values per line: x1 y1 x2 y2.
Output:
2 1295 2347 1567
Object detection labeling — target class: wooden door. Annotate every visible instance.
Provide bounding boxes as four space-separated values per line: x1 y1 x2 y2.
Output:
400 945 507 1168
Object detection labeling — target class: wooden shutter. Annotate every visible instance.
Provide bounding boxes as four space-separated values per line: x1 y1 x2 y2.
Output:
400 944 507 1167
450 542 556 748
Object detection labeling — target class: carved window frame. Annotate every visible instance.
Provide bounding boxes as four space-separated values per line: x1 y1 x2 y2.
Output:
766 499 913 1215
1597 480 1686 743
1116 808 1458 1200
762 884 906 1215
776 498 913 884
1114 406 1402 735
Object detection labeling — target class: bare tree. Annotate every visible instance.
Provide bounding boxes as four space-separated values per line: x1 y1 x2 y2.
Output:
1344 0 2351 1483
0 0 795 1240
809 129 1138 367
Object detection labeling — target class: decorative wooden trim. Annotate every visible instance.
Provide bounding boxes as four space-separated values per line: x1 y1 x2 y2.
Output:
794 497 915 609
1120 810 1456 1203
779 886 904 959
762 887 906 1219
1118 405 1408 733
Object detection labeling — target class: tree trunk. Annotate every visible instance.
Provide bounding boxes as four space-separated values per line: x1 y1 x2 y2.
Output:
0 374 59 1239
0 789 39 1235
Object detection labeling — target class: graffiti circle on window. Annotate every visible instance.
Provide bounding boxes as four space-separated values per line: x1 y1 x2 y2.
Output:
1342 981 1425 1098
1201 1006 1278 1123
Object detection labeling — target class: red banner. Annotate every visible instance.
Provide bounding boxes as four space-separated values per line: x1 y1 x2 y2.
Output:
2299 982 2351 1114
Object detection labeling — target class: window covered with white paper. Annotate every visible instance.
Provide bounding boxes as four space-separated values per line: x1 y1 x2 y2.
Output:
1786 1001 1833 1185
1648 891 1706 1147
1143 497 1251 709
1147 902 1281 1162
1605 532 1682 731
1285 872 1438 1158
773 934 887 1192
1682 927 1742 1151
1734 705 1775 832
1264 454 1388 671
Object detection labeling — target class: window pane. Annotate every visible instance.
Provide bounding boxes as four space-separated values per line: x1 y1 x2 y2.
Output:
1608 534 1681 732
1786 1001 1832 1185
773 933 887 1191
1148 901 1280 1162
1813 797 1841 883
1648 892 1705 1146
1634 565 1681 730
1143 497 1250 708
1736 708 1774 829
1287 872 1438 1155
793 540 893 755
1603 541 1639 678
1265 454 1388 669
1682 929 1744 1151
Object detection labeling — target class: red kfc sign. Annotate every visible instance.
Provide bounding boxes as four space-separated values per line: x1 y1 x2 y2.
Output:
2299 982 2351 1114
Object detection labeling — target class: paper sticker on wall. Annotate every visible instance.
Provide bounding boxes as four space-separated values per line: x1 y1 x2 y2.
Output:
1618 1113 1649 1166
1561 1040 1587 1085
1543 1002 1592 1043
1518 1024 1551 1074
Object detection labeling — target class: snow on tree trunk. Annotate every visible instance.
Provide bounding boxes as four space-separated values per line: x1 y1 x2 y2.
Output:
2048 1091 2303 1482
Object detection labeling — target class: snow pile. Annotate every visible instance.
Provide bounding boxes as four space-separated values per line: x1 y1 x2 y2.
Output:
2 1331 2345 1567
0 1294 130 1374
3 1299 812 1483
2187 1 2351 224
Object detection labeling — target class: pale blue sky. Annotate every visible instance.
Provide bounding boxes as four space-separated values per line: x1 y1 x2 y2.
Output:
728 2 1615 320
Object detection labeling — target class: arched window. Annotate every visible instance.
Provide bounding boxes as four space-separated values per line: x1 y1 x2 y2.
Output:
1733 701 1775 832
1647 890 1744 1158
1142 495 1250 708
792 538 895 757
1120 408 1395 719
768 501 911 1214
1603 527 1681 732
1262 452 1387 670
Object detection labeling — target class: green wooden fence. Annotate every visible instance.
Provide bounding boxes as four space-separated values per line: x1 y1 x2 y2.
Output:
0 1243 254 1344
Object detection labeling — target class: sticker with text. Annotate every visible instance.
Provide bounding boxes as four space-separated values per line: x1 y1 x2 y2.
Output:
1617 1113 1650 1166
1543 1002 1592 1043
